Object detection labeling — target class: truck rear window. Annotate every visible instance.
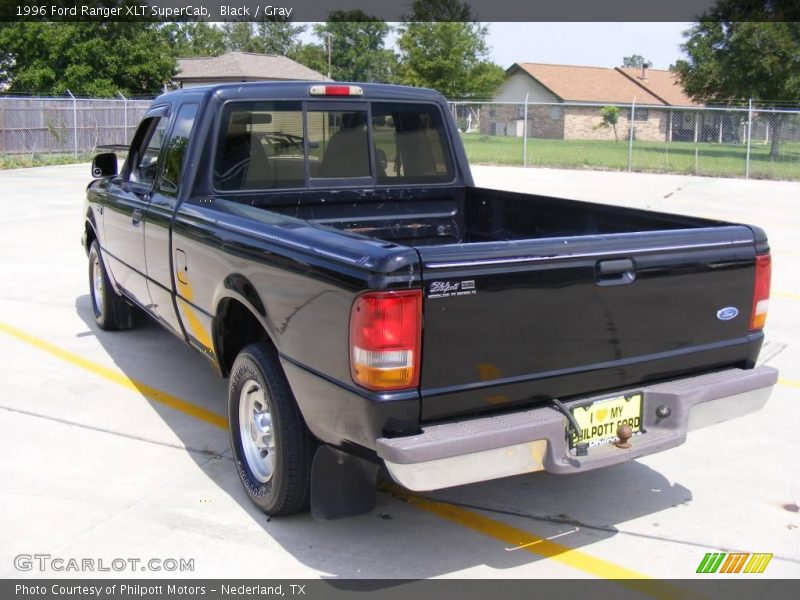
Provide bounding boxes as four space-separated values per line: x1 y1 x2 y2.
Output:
213 101 453 191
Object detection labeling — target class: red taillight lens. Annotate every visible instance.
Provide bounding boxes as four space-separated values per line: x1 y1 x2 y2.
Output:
350 290 422 390
750 253 771 330
322 86 351 95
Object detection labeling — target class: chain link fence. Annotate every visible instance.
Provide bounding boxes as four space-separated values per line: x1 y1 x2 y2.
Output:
0 93 153 159
449 100 800 181
2 93 799 181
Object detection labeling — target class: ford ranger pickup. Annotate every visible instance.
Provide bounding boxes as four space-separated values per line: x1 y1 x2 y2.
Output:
83 82 778 518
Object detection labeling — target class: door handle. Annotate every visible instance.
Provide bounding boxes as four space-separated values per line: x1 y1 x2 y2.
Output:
131 209 143 226
596 258 636 286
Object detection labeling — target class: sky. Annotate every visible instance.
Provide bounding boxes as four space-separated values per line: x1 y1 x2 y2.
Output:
299 22 693 70
485 23 692 69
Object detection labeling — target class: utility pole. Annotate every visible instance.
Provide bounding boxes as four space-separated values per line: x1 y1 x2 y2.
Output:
326 33 332 79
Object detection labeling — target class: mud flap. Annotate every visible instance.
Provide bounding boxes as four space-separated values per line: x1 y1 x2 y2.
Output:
310 445 378 520
112 297 136 329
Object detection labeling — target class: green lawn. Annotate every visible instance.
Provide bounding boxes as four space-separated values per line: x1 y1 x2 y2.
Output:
0 153 93 170
460 133 800 181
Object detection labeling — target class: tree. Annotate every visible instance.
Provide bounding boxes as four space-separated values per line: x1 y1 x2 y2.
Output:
0 22 175 96
596 106 620 141
221 22 258 53
162 22 225 57
256 20 306 56
673 1 800 159
221 19 306 56
622 54 649 68
397 0 504 98
312 11 396 82
290 44 328 76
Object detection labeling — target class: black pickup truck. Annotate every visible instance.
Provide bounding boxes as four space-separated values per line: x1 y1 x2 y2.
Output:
83 82 777 518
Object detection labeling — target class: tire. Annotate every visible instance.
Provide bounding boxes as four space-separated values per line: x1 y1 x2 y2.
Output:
89 241 129 330
228 343 314 516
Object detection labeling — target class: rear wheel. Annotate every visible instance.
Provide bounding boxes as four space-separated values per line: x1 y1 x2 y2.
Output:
228 343 314 516
89 241 125 330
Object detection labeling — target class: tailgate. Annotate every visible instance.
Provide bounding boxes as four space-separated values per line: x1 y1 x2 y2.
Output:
416 226 762 421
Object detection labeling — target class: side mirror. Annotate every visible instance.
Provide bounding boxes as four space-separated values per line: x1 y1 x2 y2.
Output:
92 153 118 178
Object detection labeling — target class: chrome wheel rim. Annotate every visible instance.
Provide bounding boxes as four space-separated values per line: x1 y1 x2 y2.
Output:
91 254 104 316
238 379 275 483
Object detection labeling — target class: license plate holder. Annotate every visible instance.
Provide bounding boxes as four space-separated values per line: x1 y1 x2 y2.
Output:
569 392 644 450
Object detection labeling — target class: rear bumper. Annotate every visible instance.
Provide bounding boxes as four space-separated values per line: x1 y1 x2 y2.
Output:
377 366 778 491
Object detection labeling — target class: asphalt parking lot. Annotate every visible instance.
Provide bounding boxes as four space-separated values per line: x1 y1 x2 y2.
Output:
0 163 798 581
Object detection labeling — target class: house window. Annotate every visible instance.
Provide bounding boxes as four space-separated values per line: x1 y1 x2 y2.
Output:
550 106 562 120
626 108 649 122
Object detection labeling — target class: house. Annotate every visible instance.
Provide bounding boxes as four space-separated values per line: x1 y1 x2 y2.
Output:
486 62 707 142
174 52 327 88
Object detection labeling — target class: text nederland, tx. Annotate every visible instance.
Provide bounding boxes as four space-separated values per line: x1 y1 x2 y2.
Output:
15 584 307 596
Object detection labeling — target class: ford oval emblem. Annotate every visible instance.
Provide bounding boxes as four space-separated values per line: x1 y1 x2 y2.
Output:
717 307 739 321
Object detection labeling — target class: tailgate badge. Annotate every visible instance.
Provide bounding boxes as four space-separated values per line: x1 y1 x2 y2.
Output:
716 307 739 321
428 280 477 299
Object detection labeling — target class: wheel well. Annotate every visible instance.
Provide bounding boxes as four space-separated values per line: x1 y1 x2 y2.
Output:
214 298 273 377
85 221 97 251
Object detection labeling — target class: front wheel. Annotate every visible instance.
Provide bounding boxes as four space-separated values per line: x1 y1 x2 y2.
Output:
228 343 314 516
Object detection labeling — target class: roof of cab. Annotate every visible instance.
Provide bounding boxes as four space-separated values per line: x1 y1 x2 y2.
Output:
154 81 444 105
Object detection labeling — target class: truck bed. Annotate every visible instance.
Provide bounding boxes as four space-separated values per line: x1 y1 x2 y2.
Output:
261 186 720 246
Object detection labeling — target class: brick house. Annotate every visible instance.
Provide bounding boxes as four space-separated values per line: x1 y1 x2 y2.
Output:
485 63 704 142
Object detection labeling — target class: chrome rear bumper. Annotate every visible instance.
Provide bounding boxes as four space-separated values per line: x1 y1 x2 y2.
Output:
377 366 778 491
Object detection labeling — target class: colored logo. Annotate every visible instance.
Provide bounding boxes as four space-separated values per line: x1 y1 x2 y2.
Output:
716 307 739 321
696 552 772 574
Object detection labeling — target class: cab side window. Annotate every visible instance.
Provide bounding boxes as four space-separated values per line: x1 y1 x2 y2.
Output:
129 117 167 186
158 104 198 200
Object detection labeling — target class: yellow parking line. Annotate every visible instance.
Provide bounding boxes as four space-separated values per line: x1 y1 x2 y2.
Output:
778 377 800 389
383 483 695 597
0 322 228 430
774 290 800 301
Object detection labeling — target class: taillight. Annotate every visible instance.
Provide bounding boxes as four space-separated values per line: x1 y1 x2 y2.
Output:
350 290 422 391
750 253 771 330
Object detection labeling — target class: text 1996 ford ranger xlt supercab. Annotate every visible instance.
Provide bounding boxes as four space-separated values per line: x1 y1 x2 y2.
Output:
83 82 777 518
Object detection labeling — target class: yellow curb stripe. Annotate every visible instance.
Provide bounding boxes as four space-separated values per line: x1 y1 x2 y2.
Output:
382 484 698 598
774 290 800 301
778 378 800 389
0 322 228 430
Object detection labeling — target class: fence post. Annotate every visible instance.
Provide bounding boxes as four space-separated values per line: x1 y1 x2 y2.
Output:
627 97 636 172
745 98 753 179
522 93 529 168
668 110 673 142
117 91 127 144
66 89 77 158
693 111 699 174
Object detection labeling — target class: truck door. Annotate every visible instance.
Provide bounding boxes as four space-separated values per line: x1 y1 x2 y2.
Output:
103 111 168 307
144 103 199 337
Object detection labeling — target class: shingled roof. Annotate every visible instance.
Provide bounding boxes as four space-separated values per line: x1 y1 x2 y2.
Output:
615 67 701 107
176 52 327 83
510 63 696 106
